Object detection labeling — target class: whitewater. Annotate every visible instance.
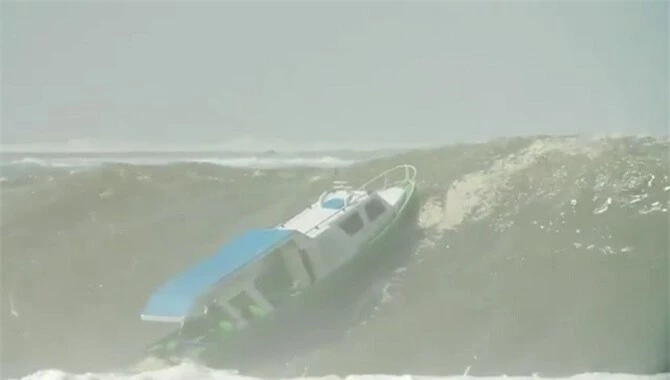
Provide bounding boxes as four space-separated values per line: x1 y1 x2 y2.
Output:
1 135 668 380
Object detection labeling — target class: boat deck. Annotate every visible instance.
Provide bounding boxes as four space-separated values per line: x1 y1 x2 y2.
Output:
379 187 405 207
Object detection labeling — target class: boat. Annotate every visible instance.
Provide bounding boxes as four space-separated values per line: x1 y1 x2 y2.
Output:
139 164 420 367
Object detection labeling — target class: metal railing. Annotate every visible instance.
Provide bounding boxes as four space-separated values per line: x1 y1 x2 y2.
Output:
281 164 416 235
357 164 417 194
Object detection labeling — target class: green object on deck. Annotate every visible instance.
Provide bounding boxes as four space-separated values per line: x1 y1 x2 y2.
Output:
218 319 234 333
249 304 267 317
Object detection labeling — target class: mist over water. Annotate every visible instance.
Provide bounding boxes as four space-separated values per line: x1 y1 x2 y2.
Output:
1 135 668 380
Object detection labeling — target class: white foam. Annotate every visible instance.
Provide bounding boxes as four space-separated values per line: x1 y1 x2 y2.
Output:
647 175 655 187
14 363 669 380
418 138 606 241
0 138 436 154
190 155 355 169
593 197 612 215
4 155 357 169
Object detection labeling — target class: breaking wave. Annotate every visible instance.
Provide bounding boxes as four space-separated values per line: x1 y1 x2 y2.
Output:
1 135 668 380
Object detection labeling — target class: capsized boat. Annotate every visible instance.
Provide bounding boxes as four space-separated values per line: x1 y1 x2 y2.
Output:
139 164 419 365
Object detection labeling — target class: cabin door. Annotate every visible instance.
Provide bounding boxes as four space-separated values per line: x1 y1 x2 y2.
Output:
253 241 315 308
278 241 315 288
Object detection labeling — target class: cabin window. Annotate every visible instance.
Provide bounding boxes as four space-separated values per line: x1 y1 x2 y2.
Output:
179 305 235 338
339 211 364 236
365 199 386 222
206 302 235 322
229 291 259 321
254 246 298 307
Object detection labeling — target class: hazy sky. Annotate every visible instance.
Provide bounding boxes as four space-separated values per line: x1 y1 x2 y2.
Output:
2 1 668 149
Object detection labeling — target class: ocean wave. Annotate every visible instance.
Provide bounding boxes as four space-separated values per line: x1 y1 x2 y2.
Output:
0 138 435 154
1 154 358 170
15 362 669 380
2 135 668 379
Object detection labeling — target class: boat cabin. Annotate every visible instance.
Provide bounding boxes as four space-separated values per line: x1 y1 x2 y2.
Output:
141 181 403 332
277 182 402 274
141 228 313 327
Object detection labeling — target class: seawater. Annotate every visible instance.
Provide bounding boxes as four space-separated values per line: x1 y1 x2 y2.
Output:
1 135 668 380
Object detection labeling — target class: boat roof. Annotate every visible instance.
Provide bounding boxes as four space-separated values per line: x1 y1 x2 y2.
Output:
280 189 369 237
141 228 293 322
